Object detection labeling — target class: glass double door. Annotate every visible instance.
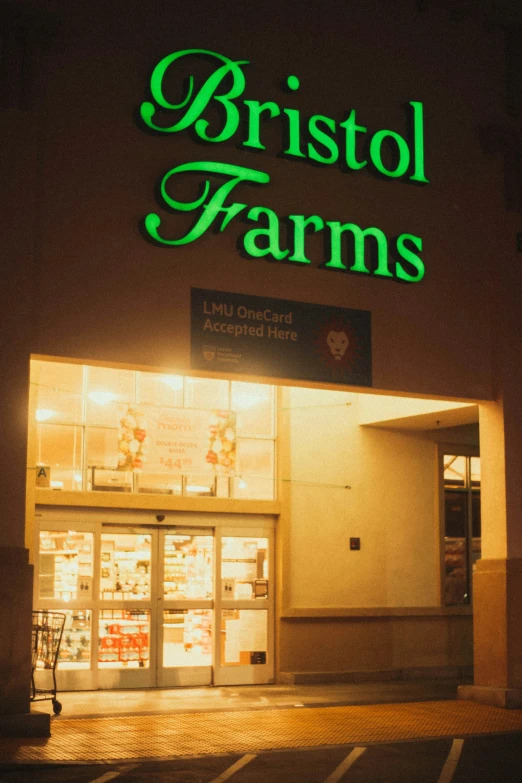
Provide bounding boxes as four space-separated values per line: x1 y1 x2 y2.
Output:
36 519 274 690
99 526 215 688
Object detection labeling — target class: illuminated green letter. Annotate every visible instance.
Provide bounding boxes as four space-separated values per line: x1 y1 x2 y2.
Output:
288 215 324 263
283 108 306 158
307 116 339 165
339 110 367 171
326 222 392 277
243 207 288 260
370 129 410 178
140 49 247 142
395 234 424 281
143 161 269 246
243 100 281 150
409 101 429 183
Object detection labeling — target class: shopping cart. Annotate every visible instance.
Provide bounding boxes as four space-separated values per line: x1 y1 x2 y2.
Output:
31 610 66 715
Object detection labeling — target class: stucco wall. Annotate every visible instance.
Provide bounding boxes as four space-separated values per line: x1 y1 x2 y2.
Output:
26 0 506 401
282 387 445 608
279 614 473 678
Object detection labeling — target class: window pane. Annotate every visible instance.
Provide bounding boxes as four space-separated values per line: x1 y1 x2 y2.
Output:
471 490 482 584
39 530 94 601
184 474 217 497
137 372 183 408
136 473 182 495
32 360 84 424
443 455 467 487
30 363 276 499
472 491 481 539
444 491 467 538
164 535 214 600
216 475 231 498
59 610 92 669
162 609 212 667
231 382 275 437
36 424 83 490
99 610 150 668
86 427 119 469
184 377 229 410
232 476 275 500
444 490 469 605
86 428 134 491
221 609 267 665
237 438 274 476
89 467 133 492
470 456 481 486
100 532 151 600
86 366 135 427
221 537 268 600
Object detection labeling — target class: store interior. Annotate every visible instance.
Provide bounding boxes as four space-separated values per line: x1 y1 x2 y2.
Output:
29 359 480 687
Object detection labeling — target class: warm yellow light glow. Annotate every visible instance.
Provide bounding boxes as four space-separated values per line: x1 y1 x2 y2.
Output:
233 383 268 409
88 391 119 405
161 374 183 391
35 408 56 422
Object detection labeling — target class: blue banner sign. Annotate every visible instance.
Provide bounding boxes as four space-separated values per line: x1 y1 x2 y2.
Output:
191 288 372 386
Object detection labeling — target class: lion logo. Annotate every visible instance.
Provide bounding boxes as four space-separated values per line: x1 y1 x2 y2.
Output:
326 330 349 360
313 317 359 376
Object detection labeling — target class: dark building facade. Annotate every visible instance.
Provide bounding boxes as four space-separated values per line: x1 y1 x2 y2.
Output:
1 0 522 735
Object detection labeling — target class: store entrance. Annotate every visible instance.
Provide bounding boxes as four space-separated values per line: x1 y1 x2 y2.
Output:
35 513 274 690
98 525 214 689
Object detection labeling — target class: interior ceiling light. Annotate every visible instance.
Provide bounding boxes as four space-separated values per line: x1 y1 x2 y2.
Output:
88 391 119 405
161 375 183 391
35 408 56 422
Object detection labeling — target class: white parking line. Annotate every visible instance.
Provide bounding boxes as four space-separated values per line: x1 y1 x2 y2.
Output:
88 764 139 783
324 747 367 782
209 753 257 782
437 739 465 783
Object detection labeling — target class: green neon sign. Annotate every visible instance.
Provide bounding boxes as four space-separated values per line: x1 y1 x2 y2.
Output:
140 49 428 282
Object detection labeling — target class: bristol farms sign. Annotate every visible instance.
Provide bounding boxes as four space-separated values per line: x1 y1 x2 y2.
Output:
139 49 428 283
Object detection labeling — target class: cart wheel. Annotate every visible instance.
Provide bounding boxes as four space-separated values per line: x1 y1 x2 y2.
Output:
52 699 62 715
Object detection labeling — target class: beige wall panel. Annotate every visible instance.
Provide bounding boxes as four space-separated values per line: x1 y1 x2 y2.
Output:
279 619 393 673
473 563 508 687
279 615 472 674
391 616 472 669
284 388 440 608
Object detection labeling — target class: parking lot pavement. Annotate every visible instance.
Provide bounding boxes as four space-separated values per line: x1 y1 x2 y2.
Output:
1 734 522 783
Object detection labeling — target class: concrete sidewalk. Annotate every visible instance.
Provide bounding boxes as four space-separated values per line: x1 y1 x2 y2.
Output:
0 680 521 765
1 697 522 765
29 679 474 719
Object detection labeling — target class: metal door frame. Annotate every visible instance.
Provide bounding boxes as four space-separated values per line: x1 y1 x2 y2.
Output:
213 526 275 686
35 509 276 690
